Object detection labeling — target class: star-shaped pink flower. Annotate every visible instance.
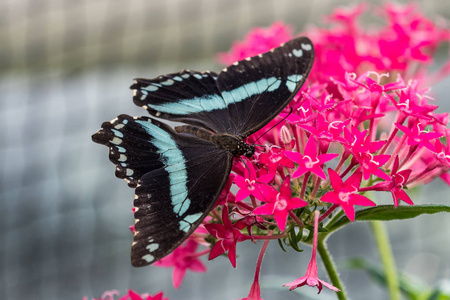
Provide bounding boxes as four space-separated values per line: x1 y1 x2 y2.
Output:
205 206 250 268
153 239 207 289
234 162 272 202
284 138 338 180
369 156 413 207
321 169 376 221
253 176 308 231
395 121 442 151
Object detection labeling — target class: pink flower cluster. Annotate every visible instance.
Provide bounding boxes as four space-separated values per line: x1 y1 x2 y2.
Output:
88 3 450 300
165 3 450 298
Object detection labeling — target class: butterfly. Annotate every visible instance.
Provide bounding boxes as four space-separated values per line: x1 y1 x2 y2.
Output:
92 36 314 267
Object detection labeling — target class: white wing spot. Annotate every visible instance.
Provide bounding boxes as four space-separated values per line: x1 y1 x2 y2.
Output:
142 254 154 263
292 49 303 57
147 85 159 91
111 137 122 145
301 43 312 51
126 169 134 176
161 79 174 86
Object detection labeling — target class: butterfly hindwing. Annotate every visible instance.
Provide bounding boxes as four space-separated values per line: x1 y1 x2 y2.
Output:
92 114 167 188
130 36 314 137
92 115 233 266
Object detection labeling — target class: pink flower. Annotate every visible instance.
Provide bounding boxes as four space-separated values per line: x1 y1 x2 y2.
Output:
253 176 308 231
258 146 295 177
366 156 413 207
321 169 376 221
435 138 450 168
154 239 207 289
233 209 266 240
234 162 272 202
284 211 339 293
205 206 250 267
284 137 338 180
395 121 442 151
356 152 391 181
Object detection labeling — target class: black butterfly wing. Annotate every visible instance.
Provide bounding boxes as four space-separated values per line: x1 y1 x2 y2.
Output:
92 115 233 266
131 70 233 134
216 36 314 137
130 36 314 137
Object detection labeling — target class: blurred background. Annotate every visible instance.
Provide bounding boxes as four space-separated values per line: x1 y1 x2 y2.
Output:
1 0 450 299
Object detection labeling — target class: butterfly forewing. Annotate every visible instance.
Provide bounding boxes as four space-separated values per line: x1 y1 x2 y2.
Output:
131 70 233 133
215 36 314 137
130 36 314 137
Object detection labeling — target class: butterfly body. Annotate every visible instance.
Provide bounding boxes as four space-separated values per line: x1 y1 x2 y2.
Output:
175 124 255 157
92 37 314 267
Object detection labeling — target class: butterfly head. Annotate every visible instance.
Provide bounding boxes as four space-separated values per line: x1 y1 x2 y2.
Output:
244 144 255 158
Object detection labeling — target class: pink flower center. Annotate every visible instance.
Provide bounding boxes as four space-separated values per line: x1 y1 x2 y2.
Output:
393 174 406 189
270 153 282 163
338 191 351 202
245 178 256 191
304 156 320 169
299 106 310 118
274 194 288 211
362 153 379 168
398 99 410 112
328 121 342 130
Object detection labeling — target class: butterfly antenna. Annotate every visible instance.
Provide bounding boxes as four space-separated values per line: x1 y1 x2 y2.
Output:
252 107 293 145
238 156 252 176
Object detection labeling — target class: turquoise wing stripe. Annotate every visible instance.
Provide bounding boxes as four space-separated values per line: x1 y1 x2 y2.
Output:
146 77 281 115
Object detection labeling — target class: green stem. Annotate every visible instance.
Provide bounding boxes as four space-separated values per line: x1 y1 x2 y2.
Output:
371 221 401 300
317 237 348 300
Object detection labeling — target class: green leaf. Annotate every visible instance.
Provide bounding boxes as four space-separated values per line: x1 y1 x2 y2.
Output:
289 227 304 252
327 205 450 234
278 238 288 252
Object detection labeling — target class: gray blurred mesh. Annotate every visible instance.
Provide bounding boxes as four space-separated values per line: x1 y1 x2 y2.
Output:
1 1 450 300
